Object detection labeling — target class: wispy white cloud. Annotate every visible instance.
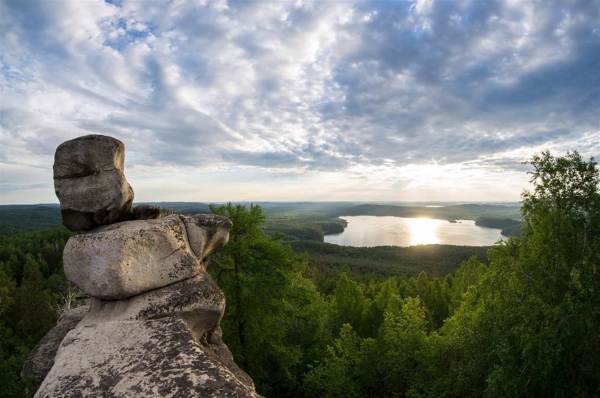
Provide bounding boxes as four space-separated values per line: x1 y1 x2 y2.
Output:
1 0 598 203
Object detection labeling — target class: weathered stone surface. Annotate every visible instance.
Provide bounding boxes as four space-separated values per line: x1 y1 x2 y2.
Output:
82 273 225 341
182 214 232 259
54 134 134 231
203 327 257 390
35 318 260 398
63 214 231 299
21 305 89 391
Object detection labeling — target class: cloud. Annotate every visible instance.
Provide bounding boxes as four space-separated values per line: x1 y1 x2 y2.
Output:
0 0 598 203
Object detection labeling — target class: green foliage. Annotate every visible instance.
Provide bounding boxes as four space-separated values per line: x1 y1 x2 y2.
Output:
475 217 523 237
328 273 369 337
304 150 599 398
209 203 329 396
304 297 431 398
303 324 367 398
263 212 346 242
0 227 75 397
445 255 486 314
290 240 489 285
429 151 600 397
0 206 62 235
499 223 523 237
1 151 593 398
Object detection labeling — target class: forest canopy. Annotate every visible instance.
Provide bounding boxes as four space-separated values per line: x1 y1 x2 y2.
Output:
210 151 599 397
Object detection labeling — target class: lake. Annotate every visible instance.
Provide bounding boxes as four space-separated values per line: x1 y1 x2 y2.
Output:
324 216 504 247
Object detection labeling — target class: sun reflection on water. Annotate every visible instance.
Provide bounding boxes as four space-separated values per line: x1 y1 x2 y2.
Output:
406 218 441 245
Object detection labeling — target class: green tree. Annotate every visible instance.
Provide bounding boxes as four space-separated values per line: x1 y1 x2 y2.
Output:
361 277 399 338
14 254 56 346
303 324 366 398
446 255 486 314
209 203 328 396
304 297 431 398
373 297 429 396
328 272 369 337
430 151 600 397
209 203 266 368
0 227 75 397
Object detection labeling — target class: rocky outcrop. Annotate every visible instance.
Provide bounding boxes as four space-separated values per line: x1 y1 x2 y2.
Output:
26 135 260 397
81 273 226 341
63 214 232 300
53 134 134 231
36 318 259 398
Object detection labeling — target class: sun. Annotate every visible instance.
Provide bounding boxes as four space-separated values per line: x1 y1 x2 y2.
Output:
406 218 441 245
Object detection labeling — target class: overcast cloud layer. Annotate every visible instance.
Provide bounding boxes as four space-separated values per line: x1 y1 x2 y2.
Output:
1 0 599 203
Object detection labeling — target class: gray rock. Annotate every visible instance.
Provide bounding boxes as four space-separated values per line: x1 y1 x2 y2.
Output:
82 272 225 342
53 134 134 231
35 317 260 398
203 327 257 390
21 305 89 391
182 214 232 260
63 214 231 300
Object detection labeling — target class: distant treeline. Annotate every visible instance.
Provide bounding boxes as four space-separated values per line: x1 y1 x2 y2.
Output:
475 217 523 237
0 227 77 395
340 203 522 221
0 202 522 240
289 241 489 291
0 206 62 235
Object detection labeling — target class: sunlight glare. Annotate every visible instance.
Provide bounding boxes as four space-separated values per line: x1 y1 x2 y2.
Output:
407 218 441 245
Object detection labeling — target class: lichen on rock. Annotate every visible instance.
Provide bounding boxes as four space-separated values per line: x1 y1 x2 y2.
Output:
35 318 259 398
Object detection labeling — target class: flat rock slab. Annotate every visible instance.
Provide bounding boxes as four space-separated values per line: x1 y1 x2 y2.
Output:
35 318 260 398
82 273 225 341
64 214 231 300
54 134 134 231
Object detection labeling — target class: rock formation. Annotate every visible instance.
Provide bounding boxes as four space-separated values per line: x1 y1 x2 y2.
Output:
26 135 260 397
53 134 134 231
63 214 231 300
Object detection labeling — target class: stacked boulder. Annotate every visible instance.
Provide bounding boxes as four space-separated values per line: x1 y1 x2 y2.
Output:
53 135 134 231
27 135 260 397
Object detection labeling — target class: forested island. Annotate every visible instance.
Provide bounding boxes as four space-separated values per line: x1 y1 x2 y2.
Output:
1 151 598 397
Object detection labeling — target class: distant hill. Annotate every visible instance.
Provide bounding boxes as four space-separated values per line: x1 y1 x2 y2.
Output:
0 205 62 235
142 202 212 214
338 203 522 221
0 202 522 238
0 202 213 235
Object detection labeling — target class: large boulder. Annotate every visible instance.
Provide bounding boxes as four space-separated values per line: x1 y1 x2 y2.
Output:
34 318 260 398
53 134 134 231
63 214 232 300
82 273 225 342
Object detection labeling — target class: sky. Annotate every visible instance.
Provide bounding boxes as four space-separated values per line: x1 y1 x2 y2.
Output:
1 0 599 204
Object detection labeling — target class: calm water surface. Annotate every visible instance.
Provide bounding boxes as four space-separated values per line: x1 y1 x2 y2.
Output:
324 216 504 247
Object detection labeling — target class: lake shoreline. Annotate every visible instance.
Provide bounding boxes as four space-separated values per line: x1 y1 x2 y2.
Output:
324 215 506 248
